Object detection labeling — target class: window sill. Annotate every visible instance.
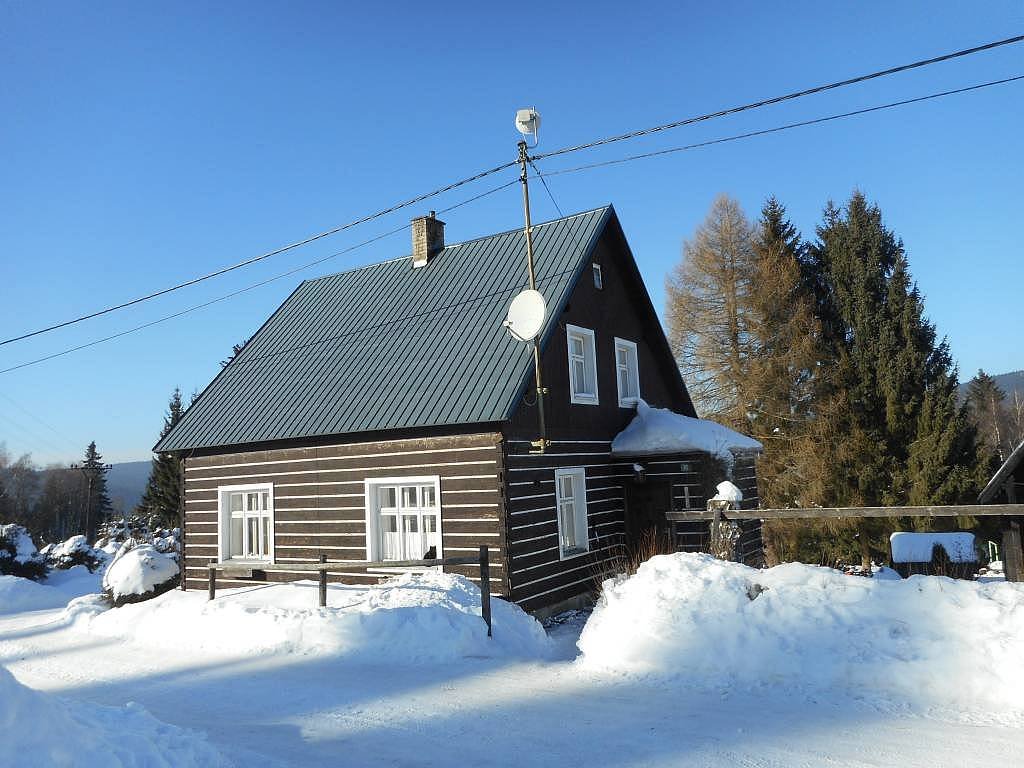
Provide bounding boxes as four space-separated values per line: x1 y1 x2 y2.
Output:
618 398 639 408
570 396 600 406
559 546 590 561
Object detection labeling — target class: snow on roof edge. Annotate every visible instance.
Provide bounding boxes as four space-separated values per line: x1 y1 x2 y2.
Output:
610 400 763 461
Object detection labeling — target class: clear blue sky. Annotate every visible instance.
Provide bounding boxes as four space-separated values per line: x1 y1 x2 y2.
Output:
1 1 1022 465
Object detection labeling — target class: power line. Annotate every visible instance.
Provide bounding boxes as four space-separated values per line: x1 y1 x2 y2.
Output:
533 34 1024 161
528 158 564 217
0 179 519 376
5 36 1020 352
0 160 519 349
539 74 1024 178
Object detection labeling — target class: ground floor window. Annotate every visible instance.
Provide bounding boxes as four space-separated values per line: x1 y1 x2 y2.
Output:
555 467 589 558
218 483 274 562
365 476 442 562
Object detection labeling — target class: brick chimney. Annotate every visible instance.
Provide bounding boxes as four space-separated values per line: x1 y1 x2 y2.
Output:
411 211 445 268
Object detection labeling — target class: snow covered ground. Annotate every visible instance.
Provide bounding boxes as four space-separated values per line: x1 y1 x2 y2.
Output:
1 557 1022 767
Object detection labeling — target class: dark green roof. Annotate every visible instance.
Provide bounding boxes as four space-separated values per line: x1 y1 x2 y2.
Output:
156 206 612 452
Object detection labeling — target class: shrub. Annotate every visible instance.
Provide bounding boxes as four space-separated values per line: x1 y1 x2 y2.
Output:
0 524 49 581
44 535 104 573
102 542 180 607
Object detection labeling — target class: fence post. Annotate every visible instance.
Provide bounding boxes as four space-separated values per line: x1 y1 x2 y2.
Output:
479 545 492 638
207 559 216 601
318 553 328 608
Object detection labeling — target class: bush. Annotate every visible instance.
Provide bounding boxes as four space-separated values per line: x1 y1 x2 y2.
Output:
102 542 180 608
0 524 48 581
44 535 104 573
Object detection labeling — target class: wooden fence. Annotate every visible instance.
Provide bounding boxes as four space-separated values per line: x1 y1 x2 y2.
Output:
207 545 493 636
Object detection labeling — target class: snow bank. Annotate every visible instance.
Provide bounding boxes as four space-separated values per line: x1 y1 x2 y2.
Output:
611 400 762 461
579 553 1024 714
102 544 179 602
72 571 552 662
890 532 977 563
0 665 228 767
0 567 102 615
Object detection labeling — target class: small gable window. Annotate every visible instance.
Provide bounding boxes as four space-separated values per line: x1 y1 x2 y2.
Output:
555 467 589 558
219 483 274 562
566 324 598 405
614 337 640 407
592 263 603 290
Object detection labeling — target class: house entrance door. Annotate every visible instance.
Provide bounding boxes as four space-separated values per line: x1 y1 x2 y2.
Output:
624 481 673 553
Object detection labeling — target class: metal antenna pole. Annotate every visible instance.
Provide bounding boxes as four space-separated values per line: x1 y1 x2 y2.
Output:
518 140 548 454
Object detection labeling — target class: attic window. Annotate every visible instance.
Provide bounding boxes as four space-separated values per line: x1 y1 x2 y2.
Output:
614 337 640 407
566 325 598 406
592 263 603 289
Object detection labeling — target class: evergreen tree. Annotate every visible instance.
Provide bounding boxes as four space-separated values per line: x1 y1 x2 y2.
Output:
138 388 186 528
966 369 1010 460
803 191 982 564
79 442 111 541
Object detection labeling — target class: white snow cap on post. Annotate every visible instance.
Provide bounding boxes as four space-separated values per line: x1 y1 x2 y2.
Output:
711 481 743 503
610 400 762 461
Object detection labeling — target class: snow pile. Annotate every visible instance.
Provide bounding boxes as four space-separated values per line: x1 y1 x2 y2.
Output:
0 665 228 767
0 566 102 615
890 532 977 563
611 400 762 460
102 544 179 605
579 552 1024 713
711 480 743 503
74 571 551 662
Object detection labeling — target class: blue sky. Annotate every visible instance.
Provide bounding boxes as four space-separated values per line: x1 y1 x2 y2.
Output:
1 1 1022 465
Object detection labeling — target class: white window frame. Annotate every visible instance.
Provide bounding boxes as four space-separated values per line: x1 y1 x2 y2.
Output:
614 337 641 407
566 324 599 405
554 467 590 559
217 483 275 563
363 475 443 563
592 263 603 289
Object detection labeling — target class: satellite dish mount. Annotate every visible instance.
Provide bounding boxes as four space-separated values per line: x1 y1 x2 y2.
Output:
512 107 548 453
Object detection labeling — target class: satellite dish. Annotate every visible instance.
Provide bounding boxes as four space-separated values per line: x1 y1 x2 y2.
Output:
504 289 547 342
514 108 541 146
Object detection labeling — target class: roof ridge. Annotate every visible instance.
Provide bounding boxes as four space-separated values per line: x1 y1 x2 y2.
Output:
302 205 612 285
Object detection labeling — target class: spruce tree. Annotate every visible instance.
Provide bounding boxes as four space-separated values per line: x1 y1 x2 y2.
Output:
804 192 982 564
966 370 1009 460
139 388 186 529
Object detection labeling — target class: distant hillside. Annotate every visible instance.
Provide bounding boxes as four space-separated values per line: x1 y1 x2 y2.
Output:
959 370 1024 402
107 460 151 513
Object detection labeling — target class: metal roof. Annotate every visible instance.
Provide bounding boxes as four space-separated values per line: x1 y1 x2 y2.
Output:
156 206 613 453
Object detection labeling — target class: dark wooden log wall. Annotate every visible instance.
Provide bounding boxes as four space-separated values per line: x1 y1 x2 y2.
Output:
182 432 509 595
504 442 714 612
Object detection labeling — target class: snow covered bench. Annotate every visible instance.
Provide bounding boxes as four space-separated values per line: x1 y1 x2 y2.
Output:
889 532 979 579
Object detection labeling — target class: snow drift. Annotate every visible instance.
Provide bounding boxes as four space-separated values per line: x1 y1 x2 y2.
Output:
611 400 762 461
0 665 228 768
579 553 1024 714
0 566 101 615
71 571 551 662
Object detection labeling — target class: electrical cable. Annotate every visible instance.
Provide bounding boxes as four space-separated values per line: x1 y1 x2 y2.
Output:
539 74 1024 178
4 35 1019 348
528 158 564 217
0 161 518 348
0 179 519 376
532 34 1024 161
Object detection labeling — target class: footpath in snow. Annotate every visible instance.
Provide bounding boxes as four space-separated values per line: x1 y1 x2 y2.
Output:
1 553 1022 767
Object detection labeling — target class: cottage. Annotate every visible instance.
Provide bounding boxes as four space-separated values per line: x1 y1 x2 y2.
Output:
157 206 763 615
978 439 1024 581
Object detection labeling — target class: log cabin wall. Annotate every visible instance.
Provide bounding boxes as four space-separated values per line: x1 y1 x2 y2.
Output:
181 432 509 596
